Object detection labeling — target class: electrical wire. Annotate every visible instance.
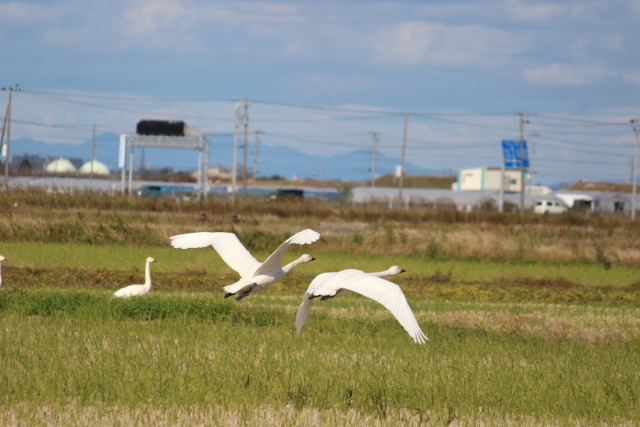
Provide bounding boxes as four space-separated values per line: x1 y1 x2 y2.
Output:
5 88 639 185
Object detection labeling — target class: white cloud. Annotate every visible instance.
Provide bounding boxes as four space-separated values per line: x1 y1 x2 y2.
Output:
122 0 191 38
0 2 60 23
116 1 306 53
122 0 303 38
523 63 602 85
372 22 435 66
416 0 566 23
505 0 565 23
630 0 640 17
370 22 521 67
623 73 640 85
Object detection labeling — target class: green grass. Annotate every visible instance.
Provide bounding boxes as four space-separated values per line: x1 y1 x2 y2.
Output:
3 242 640 288
0 288 283 325
2 189 640 424
0 289 638 425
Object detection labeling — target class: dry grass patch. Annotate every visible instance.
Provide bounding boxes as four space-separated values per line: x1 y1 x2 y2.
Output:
293 299 640 343
3 401 634 427
4 186 640 265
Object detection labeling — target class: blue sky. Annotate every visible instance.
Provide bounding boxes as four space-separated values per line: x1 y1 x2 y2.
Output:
1 0 640 185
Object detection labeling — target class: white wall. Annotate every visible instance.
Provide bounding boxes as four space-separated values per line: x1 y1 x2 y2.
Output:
458 167 523 192
486 169 522 192
458 167 483 191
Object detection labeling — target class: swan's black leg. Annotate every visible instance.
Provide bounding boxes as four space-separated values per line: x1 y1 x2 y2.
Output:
235 284 257 301
224 292 235 299
235 291 250 301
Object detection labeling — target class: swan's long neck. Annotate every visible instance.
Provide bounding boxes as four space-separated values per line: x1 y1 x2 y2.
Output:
282 257 307 274
369 268 396 278
144 260 152 290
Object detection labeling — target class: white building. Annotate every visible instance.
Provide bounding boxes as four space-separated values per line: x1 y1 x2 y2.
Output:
79 160 110 176
456 166 526 192
45 158 77 174
556 191 631 214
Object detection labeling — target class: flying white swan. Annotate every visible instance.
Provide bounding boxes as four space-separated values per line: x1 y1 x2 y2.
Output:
296 265 405 331
296 265 406 332
113 257 157 298
170 229 320 300
296 267 428 344
0 255 5 288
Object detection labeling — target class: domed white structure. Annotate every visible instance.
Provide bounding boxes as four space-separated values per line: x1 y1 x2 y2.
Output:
79 160 109 176
45 158 77 174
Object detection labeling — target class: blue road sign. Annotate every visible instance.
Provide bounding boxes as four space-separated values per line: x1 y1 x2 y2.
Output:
502 140 530 168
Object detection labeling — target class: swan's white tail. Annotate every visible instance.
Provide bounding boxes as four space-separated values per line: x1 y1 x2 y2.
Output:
223 280 249 294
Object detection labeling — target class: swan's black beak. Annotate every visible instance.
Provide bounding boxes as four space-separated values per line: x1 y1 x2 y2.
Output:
400 269 406 273
310 257 316 261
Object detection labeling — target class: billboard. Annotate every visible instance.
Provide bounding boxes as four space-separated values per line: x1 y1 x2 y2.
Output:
501 140 529 168
118 134 127 169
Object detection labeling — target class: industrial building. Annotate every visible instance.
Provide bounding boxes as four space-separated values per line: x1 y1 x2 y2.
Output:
456 166 527 192
78 160 110 176
350 186 632 215
45 158 78 174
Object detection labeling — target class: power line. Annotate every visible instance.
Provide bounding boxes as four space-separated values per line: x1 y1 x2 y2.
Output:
529 113 629 127
22 89 526 119
20 91 234 123
8 86 640 187
535 136 631 157
21 89 241 104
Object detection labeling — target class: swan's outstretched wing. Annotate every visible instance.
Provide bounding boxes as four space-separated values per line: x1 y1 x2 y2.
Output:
253 229 320 276
336 271 428 344
170 232 261 277
296 272 335 332
296 295 314 332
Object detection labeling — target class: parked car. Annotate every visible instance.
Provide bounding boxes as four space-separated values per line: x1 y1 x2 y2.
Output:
136 184 195 200
268 189 304 201
533 199 568 214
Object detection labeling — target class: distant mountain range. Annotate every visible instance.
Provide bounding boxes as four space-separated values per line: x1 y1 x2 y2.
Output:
7 132 453 182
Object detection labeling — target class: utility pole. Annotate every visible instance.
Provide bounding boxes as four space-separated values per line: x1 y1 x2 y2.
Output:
242 99 249 196
0 104 8 174
398 114 409 207
127 141 134 197
371 132 378 187
1 85 20 188
232 103 240 203
518 112 528 214
498 152 505 213
90 124 96 180
631 118 640 220
253 130 262 181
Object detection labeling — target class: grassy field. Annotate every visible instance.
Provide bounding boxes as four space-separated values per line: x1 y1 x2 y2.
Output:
0 289 638 425
1 189 639 425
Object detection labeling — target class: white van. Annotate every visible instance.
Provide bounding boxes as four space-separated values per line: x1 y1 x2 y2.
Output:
533 199 568 214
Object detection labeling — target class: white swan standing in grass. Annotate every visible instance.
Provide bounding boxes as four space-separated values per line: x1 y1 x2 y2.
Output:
0 255 5 288
296 267 428 344
113 257 157 298
170 229 320 300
